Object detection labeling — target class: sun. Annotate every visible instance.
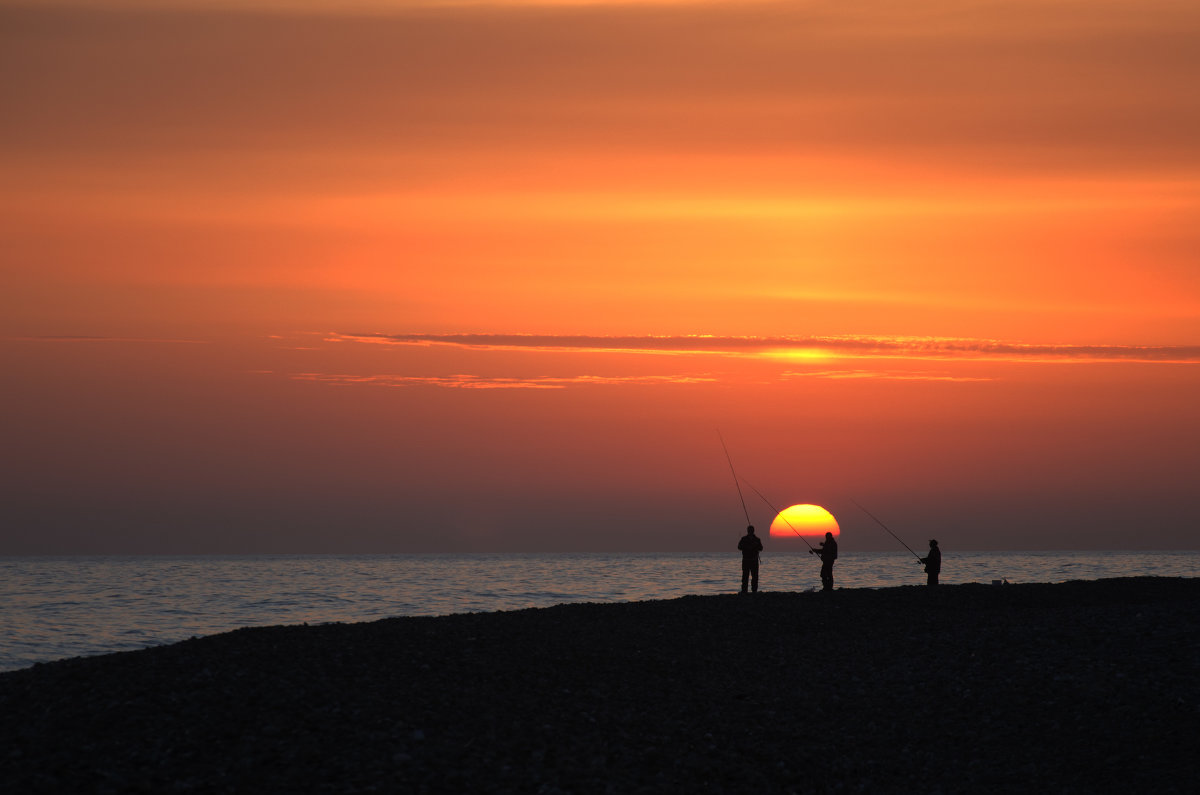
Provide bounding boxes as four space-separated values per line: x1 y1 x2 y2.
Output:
769 504 840 540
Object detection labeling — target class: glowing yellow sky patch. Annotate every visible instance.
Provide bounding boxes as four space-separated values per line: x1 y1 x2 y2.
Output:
760 347 834 363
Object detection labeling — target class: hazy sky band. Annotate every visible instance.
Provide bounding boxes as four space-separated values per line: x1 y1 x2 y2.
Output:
333 333 1200 363
5 0 1200 175
6 0 1199 341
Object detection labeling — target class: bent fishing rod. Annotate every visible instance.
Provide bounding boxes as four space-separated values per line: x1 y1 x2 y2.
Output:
850 498 923 562
717 430 752 527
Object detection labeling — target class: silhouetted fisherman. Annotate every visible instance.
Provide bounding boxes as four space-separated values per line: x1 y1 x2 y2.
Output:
810 531 838 591
738 525 763 593
920 539 941 586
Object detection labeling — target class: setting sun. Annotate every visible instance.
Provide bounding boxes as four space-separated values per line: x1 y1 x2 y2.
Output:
769 504 840 540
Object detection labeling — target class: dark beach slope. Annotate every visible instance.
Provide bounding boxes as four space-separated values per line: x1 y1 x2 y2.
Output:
3 578 1199 793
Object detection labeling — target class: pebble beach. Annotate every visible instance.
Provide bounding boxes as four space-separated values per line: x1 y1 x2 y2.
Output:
3 577 1198 793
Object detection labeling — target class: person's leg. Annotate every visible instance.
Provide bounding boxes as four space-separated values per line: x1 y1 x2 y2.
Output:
750 562 759 592
741 562 750 593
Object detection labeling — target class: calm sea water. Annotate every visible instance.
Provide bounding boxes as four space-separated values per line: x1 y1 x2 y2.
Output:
1 551 1196 673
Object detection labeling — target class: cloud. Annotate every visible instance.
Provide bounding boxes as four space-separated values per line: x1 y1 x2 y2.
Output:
783 370 993 382
290 372 716 389
330 332 1200 364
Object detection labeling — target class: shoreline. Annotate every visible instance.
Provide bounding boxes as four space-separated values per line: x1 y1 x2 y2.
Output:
3 577 1199 792
6 549 1199 675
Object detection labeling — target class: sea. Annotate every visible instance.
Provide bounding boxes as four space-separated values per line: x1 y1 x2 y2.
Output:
1 551 1196 673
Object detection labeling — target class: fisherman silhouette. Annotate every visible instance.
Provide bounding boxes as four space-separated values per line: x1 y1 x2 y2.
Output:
810 531 838 591
920 539 941 586
737 525 763 593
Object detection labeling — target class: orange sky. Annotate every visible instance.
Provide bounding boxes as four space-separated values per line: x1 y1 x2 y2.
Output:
2 0 1199 552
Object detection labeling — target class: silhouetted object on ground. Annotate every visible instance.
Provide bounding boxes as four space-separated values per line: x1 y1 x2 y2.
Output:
738 525 763 593
920 540 941 586
811 531 838 590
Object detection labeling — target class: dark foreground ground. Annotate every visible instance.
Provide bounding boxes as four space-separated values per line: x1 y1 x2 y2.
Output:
3 578 1199 793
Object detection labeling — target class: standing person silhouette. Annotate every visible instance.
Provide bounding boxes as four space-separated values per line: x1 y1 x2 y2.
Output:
811 531 838 591
737 525 763 593
920 539 941 586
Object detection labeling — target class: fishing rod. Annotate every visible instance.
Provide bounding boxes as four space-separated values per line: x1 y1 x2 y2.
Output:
742 479 820 553
717 430 752 527
850 498 923 562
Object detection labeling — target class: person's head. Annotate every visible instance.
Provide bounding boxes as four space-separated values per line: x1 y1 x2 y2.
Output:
747 525 755 534
825 532 833 540
929 539 938 547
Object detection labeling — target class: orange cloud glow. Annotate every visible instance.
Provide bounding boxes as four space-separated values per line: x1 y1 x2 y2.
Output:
327 333 1200 364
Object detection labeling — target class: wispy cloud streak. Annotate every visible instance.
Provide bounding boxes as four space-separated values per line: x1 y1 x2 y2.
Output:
783 370 993 382
291 372 716 389
330 333 1200 364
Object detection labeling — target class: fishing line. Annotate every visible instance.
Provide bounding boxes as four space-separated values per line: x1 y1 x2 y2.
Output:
850 498 923 562
717 430 752 526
